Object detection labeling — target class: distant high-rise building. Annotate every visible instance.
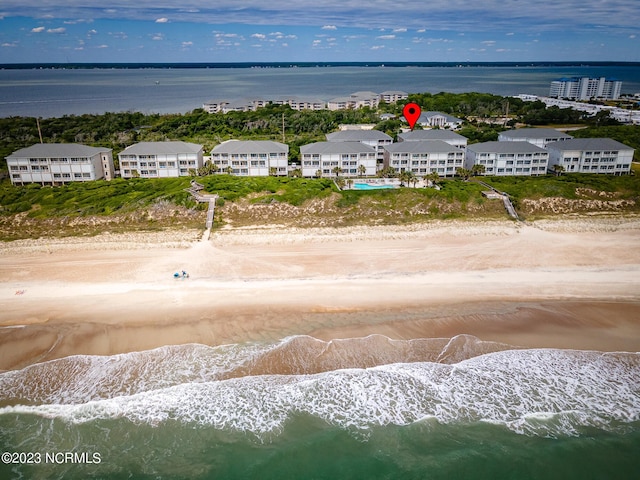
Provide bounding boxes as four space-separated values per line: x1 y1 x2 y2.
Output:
549 77 622 100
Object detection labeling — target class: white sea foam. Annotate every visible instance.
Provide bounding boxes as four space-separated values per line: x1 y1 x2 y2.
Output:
0 334 507 405
2 346 639 438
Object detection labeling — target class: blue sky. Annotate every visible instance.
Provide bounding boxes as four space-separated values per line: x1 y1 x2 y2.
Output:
0 1 638 63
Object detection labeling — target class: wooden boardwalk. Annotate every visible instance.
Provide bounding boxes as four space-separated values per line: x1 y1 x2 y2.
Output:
474 179 520 221
186 180 219 234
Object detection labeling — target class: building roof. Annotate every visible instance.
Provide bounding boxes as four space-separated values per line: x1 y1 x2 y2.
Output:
119 141 202 155
380 90 408 96
7 143 111 159
467 141 548 154
326 130 392 142
328 96 353 104
384 140 459 154
398 130 467 142
499 128 573 140
301 141 376 155
211 140 288 154
350 91 379 99
545 138 634 152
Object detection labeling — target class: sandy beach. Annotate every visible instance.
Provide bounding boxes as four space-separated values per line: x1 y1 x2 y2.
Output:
1 217 639 371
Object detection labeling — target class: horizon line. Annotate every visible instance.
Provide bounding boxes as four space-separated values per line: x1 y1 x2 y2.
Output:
2 61 640 69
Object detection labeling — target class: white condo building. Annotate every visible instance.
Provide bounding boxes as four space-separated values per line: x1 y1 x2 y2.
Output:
210 140 289 176
328 91 380 111
300 142 377 178
7 143 114 186
498 128 573 148
549 77 622 100
383 140 464 177
465 141 549 176
119 141 204 178
546 138 633 175
326 129 393 166
380 91 408 103
397 130 468 149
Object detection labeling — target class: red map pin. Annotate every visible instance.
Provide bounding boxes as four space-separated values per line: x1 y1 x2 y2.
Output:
403 102 421 130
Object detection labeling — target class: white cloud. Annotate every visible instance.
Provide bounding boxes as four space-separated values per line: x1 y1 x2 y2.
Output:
481 40 496 46
393 28 407 33
31 26 45 33
96 44 108 48
151 33 164 41
2 42 18 47
181 41 193 47
88 29 97 35
322 25 337 30
376 34 396 40
155 17 169 23
251 33 266 39
47 27 66 34
630 34 637 39
371 45 385 50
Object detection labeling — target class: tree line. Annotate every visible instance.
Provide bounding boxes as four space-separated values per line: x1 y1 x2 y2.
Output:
1 91 637 173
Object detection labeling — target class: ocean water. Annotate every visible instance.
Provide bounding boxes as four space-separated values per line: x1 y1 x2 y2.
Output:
1 334 639 479
1 63 640 118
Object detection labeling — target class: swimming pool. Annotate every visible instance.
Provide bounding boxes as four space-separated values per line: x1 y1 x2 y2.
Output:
352 183 396 190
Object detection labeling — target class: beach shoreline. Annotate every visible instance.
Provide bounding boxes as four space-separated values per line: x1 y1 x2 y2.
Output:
1 218 639 371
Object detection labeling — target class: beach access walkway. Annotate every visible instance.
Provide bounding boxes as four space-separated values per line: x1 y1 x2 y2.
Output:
473 179 520 221
186 180 219 238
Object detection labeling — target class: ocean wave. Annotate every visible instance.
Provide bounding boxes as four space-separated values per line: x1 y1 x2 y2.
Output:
1 339 639 438
0 334 512 406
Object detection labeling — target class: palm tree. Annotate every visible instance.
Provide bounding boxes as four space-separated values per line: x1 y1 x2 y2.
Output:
269 167 278 176
225 166 233 175
552 164 565 176
405 170 417 188
456 167 472 181
332 166 343 178
346 179 354 189
425 171 440 187
357 164 367 177
315 169 323 178
471 164 486 177
399 170 415 187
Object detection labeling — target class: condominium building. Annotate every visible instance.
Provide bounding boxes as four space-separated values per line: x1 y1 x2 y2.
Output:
300 142 377 178
326 129 393 165
383 140 464 177
7 143 114 186
498 128 573 148
210 140 288 176
549 77 622 100
380 91 408 103
327 91 380 110
465 141 549 176
202 98 268 113
397 130 468 149
119 141 203 178
272 97 326 111
546 138 633 175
